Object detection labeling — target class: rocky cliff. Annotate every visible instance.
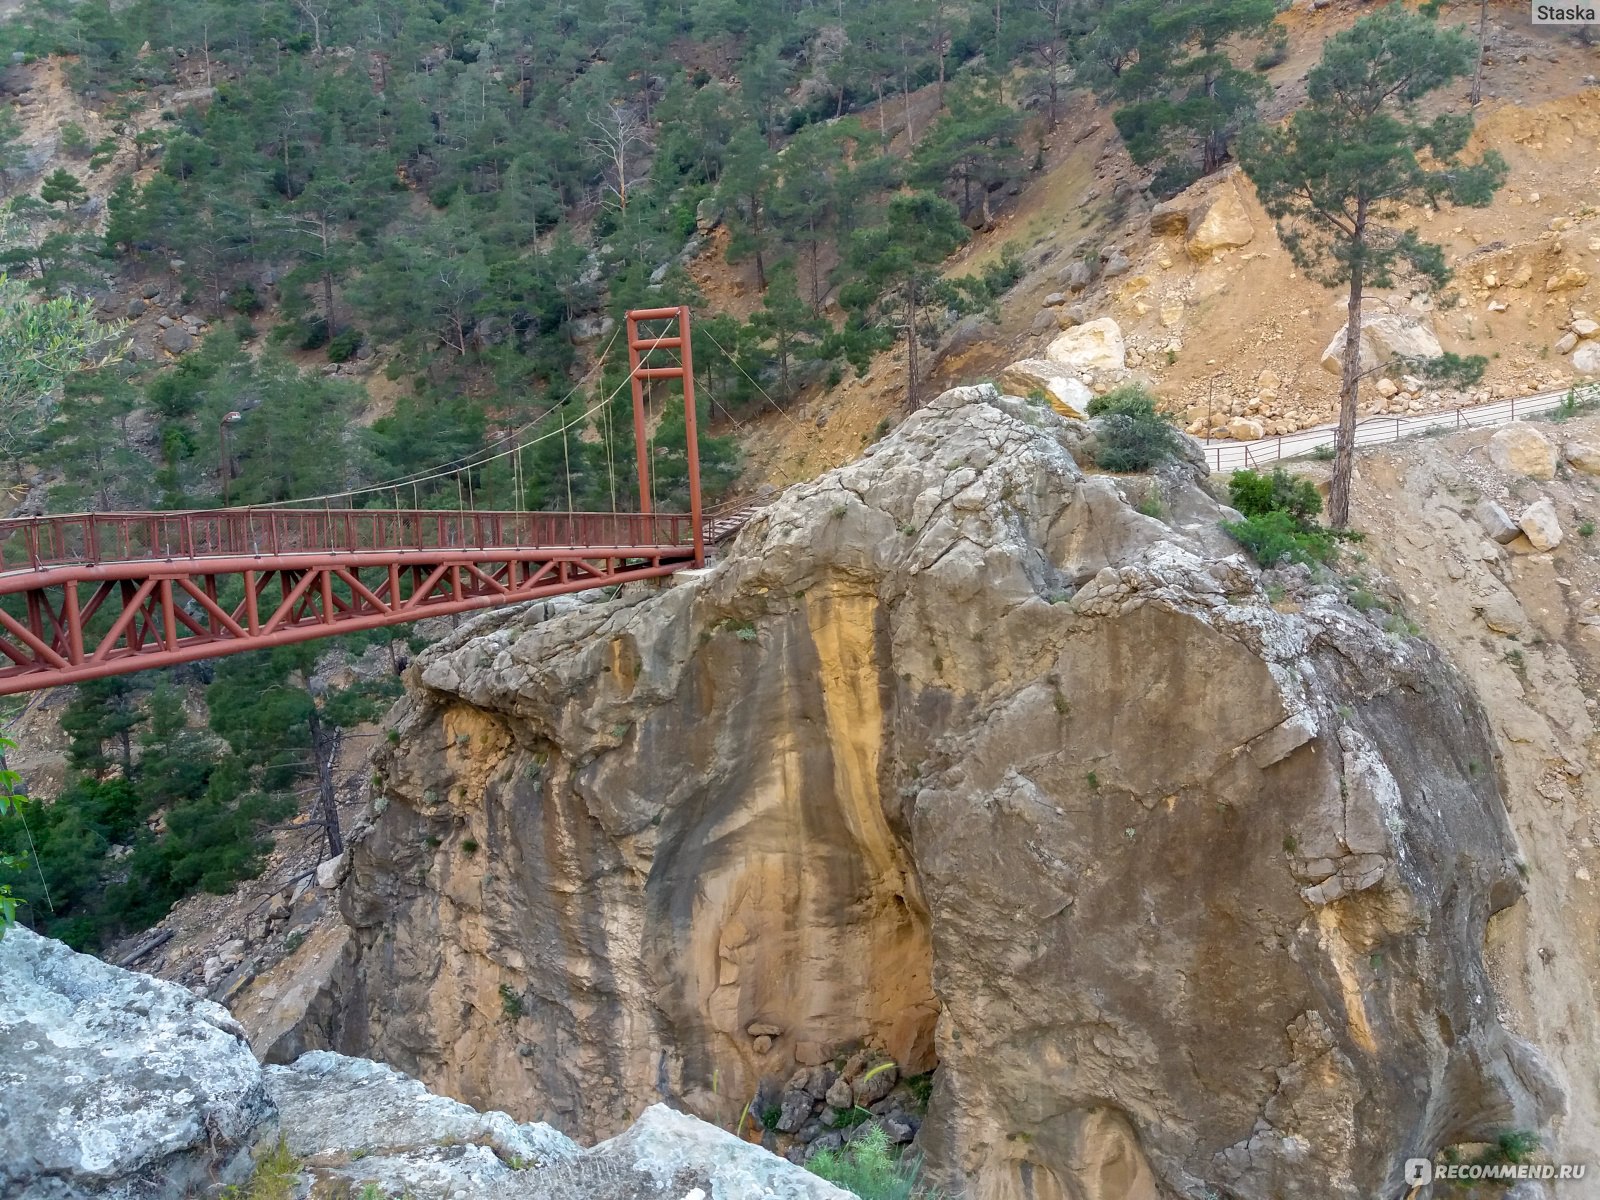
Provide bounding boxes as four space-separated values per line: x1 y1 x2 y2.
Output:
293 386 1561 1199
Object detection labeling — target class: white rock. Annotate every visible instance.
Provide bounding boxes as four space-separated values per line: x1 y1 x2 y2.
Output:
1320 313 1443 376
999 358 1093 418
316 851 346 890
1555 332 1579 355
1376 378 1399 398
1518 499 1563 551
1488 423 1557 480
1045 317 1127 373
1574 343 1600 377
1572 318 1599 337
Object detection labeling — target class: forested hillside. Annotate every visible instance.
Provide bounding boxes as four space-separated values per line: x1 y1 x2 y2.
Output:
0 0 1307 951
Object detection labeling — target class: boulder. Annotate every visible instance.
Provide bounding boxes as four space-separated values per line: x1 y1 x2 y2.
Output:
1320 312 1442 376
265 1051 577 1194
315 851 345 890
1474 499 1523 544
1573 343 1600 376
1376 377 1400 398
1042 292 1068 307
159 325 194 355
1489 423 1557 480
850 1062 898 1106
1545 266 1590 293
1555 332 1579 355
1518 499 1563 551
1101 251 1132 278
1226 417 1266 441
1058 260 1094 293
1572 318 1599 337
1000 358 1093 418
589 1105 853 1198
1564 442 1600 475
1149 198 1193 236
1185 182 1255 261
1045 317 1126 373
695 196 724 234
125 297 148 319
0 926 271 1198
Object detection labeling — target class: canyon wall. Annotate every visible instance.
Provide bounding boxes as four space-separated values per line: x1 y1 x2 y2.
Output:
313 387 1561 1198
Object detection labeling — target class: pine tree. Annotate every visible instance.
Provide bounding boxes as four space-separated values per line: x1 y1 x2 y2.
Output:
1240 5 1506 527
39 168 89 212
841 192 969 409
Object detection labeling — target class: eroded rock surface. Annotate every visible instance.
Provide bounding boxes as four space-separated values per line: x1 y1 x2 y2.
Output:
0 925 269 1199
306 385 1561 1199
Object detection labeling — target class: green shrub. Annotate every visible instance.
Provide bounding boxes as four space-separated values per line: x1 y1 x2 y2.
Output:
1227 468 1322 524
807 1126 941 1200
1222 510 1342 567
1086 385 1181 473
327 328 363 363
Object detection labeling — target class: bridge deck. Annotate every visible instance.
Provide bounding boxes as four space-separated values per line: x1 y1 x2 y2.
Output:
0 507 712 694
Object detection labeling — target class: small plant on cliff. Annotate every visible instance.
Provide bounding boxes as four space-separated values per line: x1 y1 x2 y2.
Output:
807 1125 942 1200
1085 386 1181 474
499 983 525 1022
220 1138 300 1200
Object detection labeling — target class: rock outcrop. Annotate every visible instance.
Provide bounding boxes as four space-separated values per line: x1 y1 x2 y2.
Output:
2 926 839 1199
1045 316 1127 373
1 925 270 1199
314 386 1559 1199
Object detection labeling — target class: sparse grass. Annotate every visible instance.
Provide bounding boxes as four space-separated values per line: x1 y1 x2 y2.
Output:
1086 771 1099 791
221 1138 300 1200
1283 835 1298 854
460 838 480 854
1581 520 1595 538
1136 492 1165 520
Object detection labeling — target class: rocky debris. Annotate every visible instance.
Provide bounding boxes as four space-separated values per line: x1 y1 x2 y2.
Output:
1555 332 1578 355
1044 315 1126 373
1185 179 1255 261
1518 498 1563 551
1475 499 1523 545
1489 422 1557 479
1564 442 1600 475
124 297 147 319
326 384 1557 1197
999 358 1092 417
0 926 270 1199
1574 342 1600 376
1320 311 1443 376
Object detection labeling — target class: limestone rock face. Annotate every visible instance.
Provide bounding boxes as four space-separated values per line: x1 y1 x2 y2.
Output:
1185 181 1255 261
1320 312 1443 376
322 386 1557 1199
1489 423 1557 480
0 926 270 1199
1045 316 1126 373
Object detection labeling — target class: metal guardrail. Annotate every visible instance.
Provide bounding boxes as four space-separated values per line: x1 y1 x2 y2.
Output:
1201 383 1598 473
0 508 697 574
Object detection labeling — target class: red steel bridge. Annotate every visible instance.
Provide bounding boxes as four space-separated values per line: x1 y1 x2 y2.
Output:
0 307 742 695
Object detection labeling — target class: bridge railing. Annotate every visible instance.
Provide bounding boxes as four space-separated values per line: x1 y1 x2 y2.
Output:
0 508 695 573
